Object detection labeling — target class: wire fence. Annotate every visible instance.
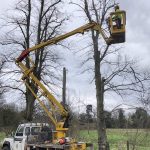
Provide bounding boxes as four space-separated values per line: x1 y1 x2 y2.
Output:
90 141 150 150
113 141 150 150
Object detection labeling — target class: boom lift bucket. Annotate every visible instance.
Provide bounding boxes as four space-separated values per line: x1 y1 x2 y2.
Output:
109 10 126 44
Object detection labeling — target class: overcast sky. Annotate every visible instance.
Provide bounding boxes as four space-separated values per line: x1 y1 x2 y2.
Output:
64 0 150 111
0 0 150 113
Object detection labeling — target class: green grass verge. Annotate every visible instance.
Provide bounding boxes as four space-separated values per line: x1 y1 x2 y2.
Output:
78 129 150 150
1 129 150 150
0 132 5 142
0 132 6 148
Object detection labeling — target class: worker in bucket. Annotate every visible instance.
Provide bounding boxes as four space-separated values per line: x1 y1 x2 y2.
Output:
112 5 122 29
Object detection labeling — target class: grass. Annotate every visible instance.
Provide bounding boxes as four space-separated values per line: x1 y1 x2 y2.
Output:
1 129 150 149
78 129 150 150
0 132 5 148
0 132 5 142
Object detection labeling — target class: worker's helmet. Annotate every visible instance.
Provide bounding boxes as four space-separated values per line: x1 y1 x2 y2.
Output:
115 5 119 11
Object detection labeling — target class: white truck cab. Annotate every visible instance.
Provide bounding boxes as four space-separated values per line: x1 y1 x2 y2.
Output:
2 123 49 150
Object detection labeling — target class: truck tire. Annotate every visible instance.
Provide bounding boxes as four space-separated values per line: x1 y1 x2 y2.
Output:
2 146 10 150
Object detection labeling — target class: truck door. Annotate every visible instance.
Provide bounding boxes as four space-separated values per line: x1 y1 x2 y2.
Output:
14 126 25 150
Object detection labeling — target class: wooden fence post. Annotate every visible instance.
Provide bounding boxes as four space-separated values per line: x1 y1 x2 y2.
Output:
106 142 110 150
127 141 129 150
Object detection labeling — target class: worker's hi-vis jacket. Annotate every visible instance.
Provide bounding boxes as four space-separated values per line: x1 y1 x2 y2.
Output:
112 9 122 21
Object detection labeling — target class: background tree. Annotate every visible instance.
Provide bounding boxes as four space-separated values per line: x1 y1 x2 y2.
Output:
0 0 67 121
71 0 150 149
118 108 126 128
0 58 5 99
104 111 112 128
0 58 6 127
131 107 148 128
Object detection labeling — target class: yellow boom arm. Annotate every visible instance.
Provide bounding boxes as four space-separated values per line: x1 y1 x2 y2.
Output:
15 21 110 139
16 21 109 62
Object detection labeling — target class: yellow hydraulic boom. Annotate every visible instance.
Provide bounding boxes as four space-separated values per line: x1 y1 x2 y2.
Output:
16 21 111 145
16 9 126 149
16 21 109 62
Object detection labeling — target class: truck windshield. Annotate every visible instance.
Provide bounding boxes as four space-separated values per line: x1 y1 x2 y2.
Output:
16 126 24 136
31 127 41 135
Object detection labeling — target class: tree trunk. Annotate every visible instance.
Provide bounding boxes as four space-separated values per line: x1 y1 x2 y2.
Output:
25 92 35 121
95 63 107 149
24 0 36 121
62 67 66 104
93 33 108 150
25 84 37 121
96 75 107 150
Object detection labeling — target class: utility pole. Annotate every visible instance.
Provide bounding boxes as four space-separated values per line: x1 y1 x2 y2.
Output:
62 67 66 104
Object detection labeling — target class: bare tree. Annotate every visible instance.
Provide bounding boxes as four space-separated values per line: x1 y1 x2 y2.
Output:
0 0 67 121
0 58 6 105
70 0 150 149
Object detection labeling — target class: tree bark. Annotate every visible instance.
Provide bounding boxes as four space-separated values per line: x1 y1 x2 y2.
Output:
25 88 35 121
93 40 107 149
25 0 35 121
96 76 107 150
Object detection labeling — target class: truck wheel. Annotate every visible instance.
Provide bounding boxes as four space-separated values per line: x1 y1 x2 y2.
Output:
2 146 10 150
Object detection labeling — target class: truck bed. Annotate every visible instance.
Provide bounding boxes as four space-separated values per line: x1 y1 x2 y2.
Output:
26 142 94 150
27 143 68 149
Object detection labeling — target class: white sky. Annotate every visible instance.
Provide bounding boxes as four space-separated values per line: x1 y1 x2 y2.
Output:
0 0 150 113
64 0 150 111
0 0 15 13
